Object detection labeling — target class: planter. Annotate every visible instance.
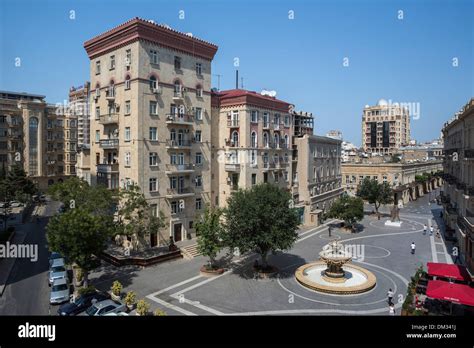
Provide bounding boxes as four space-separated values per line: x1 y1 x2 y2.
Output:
253 265 279 279
200 265 225 277
126 303 136 311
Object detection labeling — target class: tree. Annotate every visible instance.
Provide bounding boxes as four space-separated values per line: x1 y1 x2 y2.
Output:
195 206 224 269
46 207 114 287
116 183 166 250
223 183 299 270
48 176 114 215
4 164 37 202
357 178 393 219
326 195 364 229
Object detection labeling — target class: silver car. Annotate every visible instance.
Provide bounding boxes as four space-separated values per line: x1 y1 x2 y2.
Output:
50 278 70 305
84 300 126 316
49 258 67 285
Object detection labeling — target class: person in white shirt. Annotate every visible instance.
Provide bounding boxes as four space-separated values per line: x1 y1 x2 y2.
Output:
389 304 395 315
387 289 394 305
411 242 416 254
429 226 434 236
423 224 427 235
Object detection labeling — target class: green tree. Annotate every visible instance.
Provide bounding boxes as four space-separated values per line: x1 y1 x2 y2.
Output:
357 178 393 219
46 207 114 287
48 176 114 215
5 164 37 202
196 206 224 269
326 195 364 229
116 183 166 249
223 183 299 270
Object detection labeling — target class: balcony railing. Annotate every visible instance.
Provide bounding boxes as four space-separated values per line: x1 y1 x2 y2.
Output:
225 140 239 147
225 163 240 172
457 215 474 236
99 113 119 124
166 187 194 197
97 163 119 173
165 164 194 173
227 119 239 127
262 162 275 170
165 114 193 125
165 139 192 148
99 139 119 149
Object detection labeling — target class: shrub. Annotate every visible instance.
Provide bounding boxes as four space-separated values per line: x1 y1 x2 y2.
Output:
136 299 150 316
78 285 96 296
154 309 166 316
124 291 137 306
111 280 123 296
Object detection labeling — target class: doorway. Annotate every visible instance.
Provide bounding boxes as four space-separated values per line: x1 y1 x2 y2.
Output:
173 223 182 242
150 233 158 247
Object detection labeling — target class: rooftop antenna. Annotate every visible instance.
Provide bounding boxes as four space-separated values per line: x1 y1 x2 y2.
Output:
213 74 222 91
235 70 239 89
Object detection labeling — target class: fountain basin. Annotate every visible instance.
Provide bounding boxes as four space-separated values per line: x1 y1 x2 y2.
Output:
295 261 376 295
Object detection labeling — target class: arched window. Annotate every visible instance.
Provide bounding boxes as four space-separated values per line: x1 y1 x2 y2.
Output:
263 132 269 148
174 80 182 95
251 132 257 148
125 75 131 90
284 153 289 163
284 135 289 149
150 76 157 90
107 80 115 97
231 131 239 147
196 84 203 97
95 83 101 97
274 133 280 148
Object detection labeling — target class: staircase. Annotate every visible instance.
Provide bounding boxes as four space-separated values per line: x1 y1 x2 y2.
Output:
181 244 200 259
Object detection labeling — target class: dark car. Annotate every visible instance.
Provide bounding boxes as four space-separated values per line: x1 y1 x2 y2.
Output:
58 292 110 316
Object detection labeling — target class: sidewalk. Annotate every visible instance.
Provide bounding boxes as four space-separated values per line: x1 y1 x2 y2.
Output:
0 204 43 296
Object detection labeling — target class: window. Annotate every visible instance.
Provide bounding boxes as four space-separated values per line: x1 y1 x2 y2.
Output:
263 132 269 147
174 81 182 95
195 152 202 165
124 127 131 142
95 60 101 74
231 131 239 146
171 201 179 214
251 132 257 148
95 130 100 142
149 178 158 192
284 153 289 162
252 174 257 186
95 107 100 120
125 49 131 65
284 135 289 149
263 113 269 127
125 152 131 166
125 76 131 90
284 171 289 182
195 198 202 210
195 175 202 187
194 130 202 142
196 85 203 97
149 152 158 166
174 56 181 70
125 101 131 115
109 55 115 70
195 107 202 120
149 127 157 141
251 110 258 123
196 62 202 75
149 101 157 115
150 49 158 65
95 86 100 98
274 133 280 148
150 76 157 90
284 115 290 127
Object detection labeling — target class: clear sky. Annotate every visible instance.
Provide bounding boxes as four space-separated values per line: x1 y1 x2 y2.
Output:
0 0 472 145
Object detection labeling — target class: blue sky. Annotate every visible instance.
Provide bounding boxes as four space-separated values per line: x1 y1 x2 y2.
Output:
0 0 472 145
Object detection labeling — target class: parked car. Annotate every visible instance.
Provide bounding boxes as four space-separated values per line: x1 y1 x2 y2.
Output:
49 252 63 264
58 291 110 316
0 202 7 208
48 265 67 286
104 312 129 316
84 300 126 316
50 278 70 305
9 201 23 208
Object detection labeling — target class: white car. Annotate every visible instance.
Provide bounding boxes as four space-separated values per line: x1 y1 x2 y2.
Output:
84 300 126 316
50 278 70 305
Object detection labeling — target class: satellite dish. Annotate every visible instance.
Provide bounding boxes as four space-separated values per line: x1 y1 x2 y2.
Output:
186 32 193 37
268 90 277 97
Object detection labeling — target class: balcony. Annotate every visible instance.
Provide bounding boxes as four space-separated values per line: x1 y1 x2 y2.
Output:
263 122 270 129
225 140 239 147
262 162 275 171
227 119 239 127
99 139 119 149
166 114 193 126
172 90 185 102
165 187 194 199
99 113 119 125
165 139 192 149
457 215 474 237
225 163 240 172
274 123 280 131
165 163 195 174
105 91 115 102
97 163 119 173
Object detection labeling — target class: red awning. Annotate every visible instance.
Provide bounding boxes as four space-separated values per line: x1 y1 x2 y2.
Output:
427 262 471 282
426 280 474 306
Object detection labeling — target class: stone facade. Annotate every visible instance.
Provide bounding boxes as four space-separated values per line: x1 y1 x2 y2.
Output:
441 98 474 273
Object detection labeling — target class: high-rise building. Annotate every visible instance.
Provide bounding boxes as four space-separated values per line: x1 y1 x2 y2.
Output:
0 90 77 190
362 99 410 155
84 18 218 245
210 89 294 207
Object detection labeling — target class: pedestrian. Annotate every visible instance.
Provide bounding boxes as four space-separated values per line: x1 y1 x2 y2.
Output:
411 242 416 255
387 288 394 305
423 224 427 235
436 228 441 239
389 304 395 316
429 226 434 236
328 226 332 237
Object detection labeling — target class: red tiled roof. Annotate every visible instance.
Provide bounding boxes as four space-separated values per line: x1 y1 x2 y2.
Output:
212 89 291 113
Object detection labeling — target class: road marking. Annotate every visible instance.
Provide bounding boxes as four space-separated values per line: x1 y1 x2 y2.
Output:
147 275 202 297
146 294 197 316
428 219 438 263
171 270 232 296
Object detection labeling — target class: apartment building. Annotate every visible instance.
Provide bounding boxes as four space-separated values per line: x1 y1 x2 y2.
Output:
69 83 92 184
84 18 218 245
293 134 343 226
441 98 474 273
0 91 77 190
362 99 410 155
211 89 294 207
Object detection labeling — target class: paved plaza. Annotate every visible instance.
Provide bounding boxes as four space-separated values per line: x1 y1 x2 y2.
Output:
89 192 453 316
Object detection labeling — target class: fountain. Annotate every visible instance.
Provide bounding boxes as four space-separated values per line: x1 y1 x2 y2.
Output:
295 240 376 295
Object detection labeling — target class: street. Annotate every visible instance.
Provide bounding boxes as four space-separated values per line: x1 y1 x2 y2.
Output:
0 200 61 315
